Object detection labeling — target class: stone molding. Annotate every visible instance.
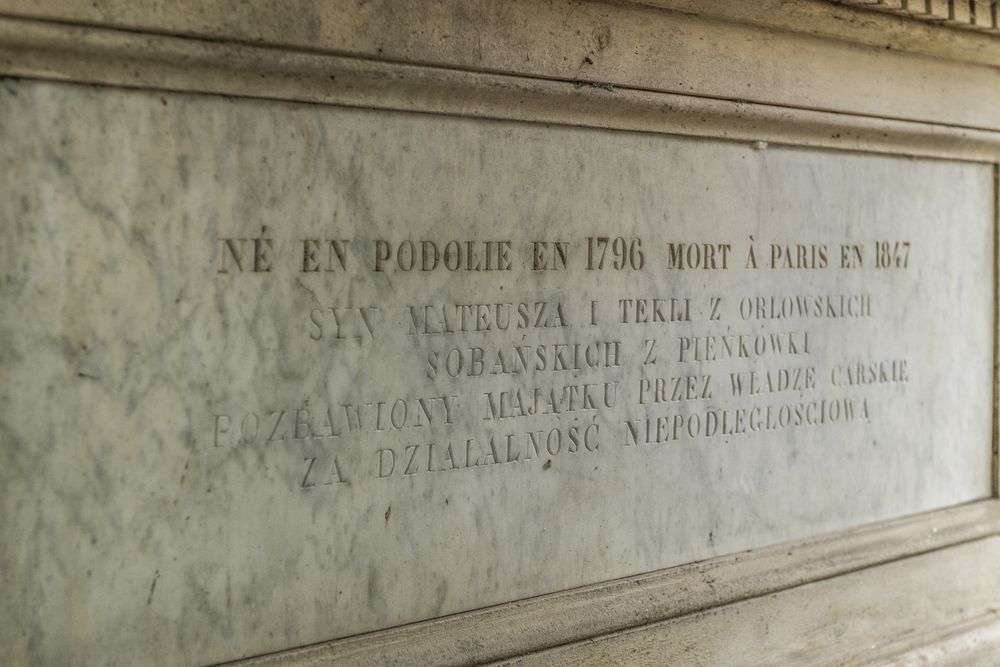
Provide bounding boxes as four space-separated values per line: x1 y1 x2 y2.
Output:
231 502 1000 666
834 0 999 32
1 15 1000 163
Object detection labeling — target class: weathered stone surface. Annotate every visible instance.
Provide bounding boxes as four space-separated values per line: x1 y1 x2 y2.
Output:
0 79 994 665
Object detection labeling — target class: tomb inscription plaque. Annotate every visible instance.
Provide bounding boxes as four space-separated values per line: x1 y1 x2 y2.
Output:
0 80 995 665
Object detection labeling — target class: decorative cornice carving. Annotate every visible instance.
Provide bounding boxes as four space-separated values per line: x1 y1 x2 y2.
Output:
834 0 999 32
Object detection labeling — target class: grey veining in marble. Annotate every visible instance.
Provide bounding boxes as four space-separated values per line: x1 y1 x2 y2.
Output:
0 79 993 665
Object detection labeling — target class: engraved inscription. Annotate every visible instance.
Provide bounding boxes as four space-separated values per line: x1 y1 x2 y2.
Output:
208 234 928 492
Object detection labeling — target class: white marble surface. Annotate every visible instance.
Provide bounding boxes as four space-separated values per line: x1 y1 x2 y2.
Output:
0 79 994 665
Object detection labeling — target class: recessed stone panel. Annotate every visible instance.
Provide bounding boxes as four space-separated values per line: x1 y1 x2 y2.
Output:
0 80 994 665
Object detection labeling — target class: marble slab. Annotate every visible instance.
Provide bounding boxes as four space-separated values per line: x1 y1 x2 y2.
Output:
0 79 994 665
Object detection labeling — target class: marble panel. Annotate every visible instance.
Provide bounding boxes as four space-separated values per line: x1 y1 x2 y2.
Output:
0 80 994 665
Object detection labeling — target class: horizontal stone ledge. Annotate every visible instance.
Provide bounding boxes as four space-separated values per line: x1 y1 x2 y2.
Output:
2 16 1000 163
230 500 1000 666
